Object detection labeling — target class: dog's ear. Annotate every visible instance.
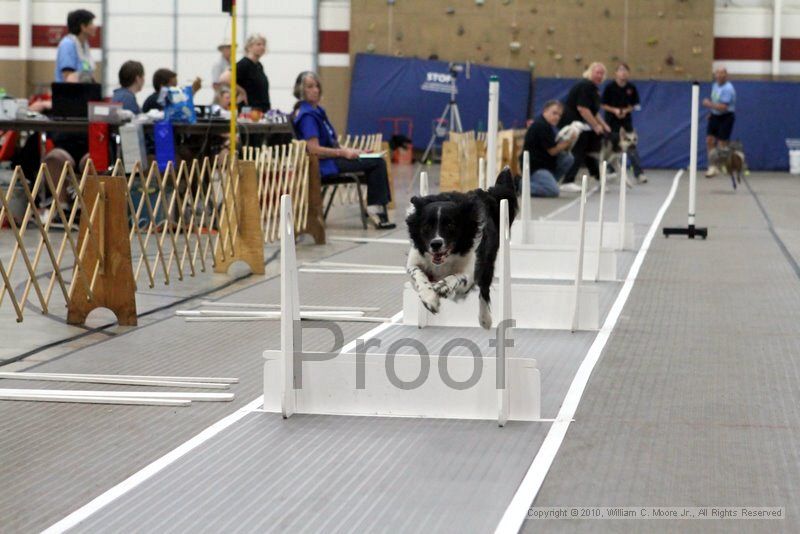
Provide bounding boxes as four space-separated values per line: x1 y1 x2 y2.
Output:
406 195 427 217
620 126 626 136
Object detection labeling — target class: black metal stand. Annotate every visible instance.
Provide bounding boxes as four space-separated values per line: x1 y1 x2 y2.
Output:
663 224 708 239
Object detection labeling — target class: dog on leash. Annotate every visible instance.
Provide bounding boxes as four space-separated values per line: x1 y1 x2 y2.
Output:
709 141 746 190
600 127 638 173
405 167 518 329
556 121 591 150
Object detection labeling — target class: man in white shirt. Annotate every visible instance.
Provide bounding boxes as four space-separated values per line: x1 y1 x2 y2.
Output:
211 41 232 91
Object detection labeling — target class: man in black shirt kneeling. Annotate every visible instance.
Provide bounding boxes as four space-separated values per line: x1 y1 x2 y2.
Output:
521 100 576 197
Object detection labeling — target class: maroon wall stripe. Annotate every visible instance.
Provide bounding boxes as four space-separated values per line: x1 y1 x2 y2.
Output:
781 38 800 61
714 37 772 60
31 25 102 48
319 30 348 54
714 36 800 61
0 24 19 46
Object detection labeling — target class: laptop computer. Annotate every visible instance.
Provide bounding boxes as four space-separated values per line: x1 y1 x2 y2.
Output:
50 82 102 120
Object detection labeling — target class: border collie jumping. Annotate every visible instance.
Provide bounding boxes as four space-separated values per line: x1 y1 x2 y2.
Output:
405 167 518 329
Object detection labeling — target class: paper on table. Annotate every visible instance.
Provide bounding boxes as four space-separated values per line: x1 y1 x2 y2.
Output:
358 151 387 159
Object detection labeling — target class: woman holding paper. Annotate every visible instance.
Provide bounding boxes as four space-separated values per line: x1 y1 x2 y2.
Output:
292 71 395 229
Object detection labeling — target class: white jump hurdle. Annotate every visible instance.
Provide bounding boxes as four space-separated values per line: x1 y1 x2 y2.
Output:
513 151 634 251
514 151 618 281
264 196 540 424
402 181 599 331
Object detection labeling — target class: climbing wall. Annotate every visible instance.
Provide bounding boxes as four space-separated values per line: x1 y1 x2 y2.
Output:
349 0 714 80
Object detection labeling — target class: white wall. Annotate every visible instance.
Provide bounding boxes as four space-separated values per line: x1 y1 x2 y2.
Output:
104 0 315 111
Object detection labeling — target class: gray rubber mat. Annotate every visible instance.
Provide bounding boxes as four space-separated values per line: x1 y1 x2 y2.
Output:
525 173 800 533
0 172 676 533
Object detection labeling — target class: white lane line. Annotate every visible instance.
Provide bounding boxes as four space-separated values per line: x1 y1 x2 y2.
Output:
43 312 403 534
495 170 683 534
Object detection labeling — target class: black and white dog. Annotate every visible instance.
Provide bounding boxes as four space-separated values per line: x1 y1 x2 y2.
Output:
405 167 518 329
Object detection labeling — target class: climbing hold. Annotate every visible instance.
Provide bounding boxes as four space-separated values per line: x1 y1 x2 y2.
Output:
529 45 536 53
502 0 511 5
610 54 619 62
483 54 492 62
695 30 703 37
665 53 675 66
546 45 555 55
446 6 455 14
646 37 659 46
366 42 376 52
554 53 563 61
368 22 375 32
475 0 485 5
509 41 522 53
528 60 536 69
673 66 685 74
574 54 582 62
531 7 538 14
657 11 664 18
395 50 404 57
547 26 555 34
395 30 403 42
692 46 702 55
457 25 465 36
603 8 611 17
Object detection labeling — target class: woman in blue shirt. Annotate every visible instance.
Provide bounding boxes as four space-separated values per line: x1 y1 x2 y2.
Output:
292 71 395 229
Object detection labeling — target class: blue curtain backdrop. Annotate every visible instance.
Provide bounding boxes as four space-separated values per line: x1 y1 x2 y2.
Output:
533 78 800 171
346 54 532 150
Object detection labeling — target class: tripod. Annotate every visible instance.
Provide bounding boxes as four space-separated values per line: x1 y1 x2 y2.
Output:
420 73 463 163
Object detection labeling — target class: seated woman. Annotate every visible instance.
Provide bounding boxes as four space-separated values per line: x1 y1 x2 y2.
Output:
291 71 394 229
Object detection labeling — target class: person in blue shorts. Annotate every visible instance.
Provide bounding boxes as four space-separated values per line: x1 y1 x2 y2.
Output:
702 67 736 177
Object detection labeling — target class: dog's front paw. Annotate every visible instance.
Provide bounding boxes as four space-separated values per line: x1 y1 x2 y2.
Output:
432 279 454 298
418 287 440 314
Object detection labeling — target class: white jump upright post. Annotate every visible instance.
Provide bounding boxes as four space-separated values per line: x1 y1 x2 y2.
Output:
420 170 429 196
618 153 627 250
497 199 512 426
595 161 607 281
663 82 708 239
478 157 486 190
278 194 300 417
521 150 531 243
486 75 499 185
571 175 588 332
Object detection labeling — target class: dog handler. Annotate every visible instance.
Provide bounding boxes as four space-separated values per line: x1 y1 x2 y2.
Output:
558 62 611 193
703 66 736 177
601 62 647 183
521 100 575 197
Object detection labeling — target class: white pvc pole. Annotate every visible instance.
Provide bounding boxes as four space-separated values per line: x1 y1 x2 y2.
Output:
420 171 429 196
497 198 512 426
0 393 191 407
200 301 380 312
688 83 699 227
0 372 229 389
618 152 628 249
299 268 406 275
478 157 486 190
280 194 299 418
595 161 607 281
486 76 500 185
571 175 588 332
3 372 238 384
773 0 783 77
521 150 531 243
0 389 234 401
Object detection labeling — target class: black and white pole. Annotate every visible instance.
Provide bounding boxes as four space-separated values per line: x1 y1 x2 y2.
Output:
663 82 708 239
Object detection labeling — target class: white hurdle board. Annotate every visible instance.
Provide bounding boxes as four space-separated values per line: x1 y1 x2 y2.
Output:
514 153 634 251
513 151 618 281
263 196 540 424
511 219 634 250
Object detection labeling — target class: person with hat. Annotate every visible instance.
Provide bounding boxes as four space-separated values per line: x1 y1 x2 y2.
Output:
212 40 232 91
